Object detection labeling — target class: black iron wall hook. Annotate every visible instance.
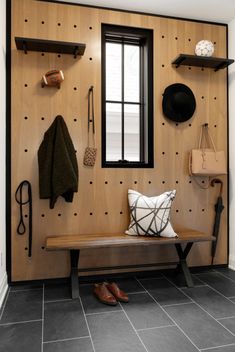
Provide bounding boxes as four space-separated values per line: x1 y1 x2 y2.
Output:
15 180 33 257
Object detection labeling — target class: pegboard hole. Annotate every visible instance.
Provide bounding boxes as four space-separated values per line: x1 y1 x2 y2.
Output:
161 35 165 38
73 87 77 90
41 21 45 24
25 247 28 250
105 212 108 215
41 53 45 56
189 180 192 184
162 122 165 126
162 181 165 184
74 118 77 122
89 26 93 30
57 54 61 58
162 152 165 155
41 214 45 217
175 37 178 40
189 123 192 127
201 68 204 71
24 84 28 87
201 96 204 99
105 181 108 184
188 38 191 41
162 64 165 67
120 181 123 184
89 57 93 61
214 125 217 128
90 212 93 215
134 181 138 184
24 116 28 120
214 97 217 100
74 24 77 28
202 180 205 184
74 213 77 216
24 149 28 152
41 246 45 250
41 117 45 121
176 152 179 155
189 209 192 212
176 180 179 184
58 213 61 217
202 209 205 212
24 214 28 218
148 181 151 184
188 67 191 70
214 41 216 45
24 19 28 22
57 23 61 26
175 123 178 126
120 211 123 215
90 181 93 184
176 209 179 212
75 150 77 153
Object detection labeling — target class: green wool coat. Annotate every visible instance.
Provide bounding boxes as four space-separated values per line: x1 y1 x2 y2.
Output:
38 115 78 209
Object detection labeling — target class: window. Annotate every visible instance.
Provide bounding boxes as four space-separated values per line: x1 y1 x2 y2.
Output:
102 24 153 168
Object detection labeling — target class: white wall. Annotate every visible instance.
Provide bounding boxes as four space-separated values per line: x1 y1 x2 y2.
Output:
229 18 235 269
0 0 7 308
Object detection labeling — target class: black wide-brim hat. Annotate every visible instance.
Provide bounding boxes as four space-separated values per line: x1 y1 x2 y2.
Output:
162 83 196 122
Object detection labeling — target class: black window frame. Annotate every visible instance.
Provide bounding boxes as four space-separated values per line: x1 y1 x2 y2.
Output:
101 24 154 168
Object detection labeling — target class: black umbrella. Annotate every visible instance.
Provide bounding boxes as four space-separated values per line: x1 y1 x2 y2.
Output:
210 179 224 265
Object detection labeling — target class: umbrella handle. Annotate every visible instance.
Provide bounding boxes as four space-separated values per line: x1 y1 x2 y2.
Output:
211 178 223 197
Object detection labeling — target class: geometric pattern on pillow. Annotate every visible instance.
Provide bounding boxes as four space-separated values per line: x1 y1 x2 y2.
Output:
125 189 177 237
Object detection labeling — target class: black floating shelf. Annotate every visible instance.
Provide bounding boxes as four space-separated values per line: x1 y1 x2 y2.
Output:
172 54 234 71
15 37 86 58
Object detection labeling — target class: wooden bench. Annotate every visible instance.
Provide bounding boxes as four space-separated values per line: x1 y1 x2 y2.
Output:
46 229 215 299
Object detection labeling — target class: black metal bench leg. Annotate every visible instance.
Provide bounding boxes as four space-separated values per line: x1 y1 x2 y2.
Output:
175 243 194 288
70 249 80 299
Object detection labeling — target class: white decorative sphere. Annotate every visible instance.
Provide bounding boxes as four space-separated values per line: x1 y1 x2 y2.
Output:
195 40 214 57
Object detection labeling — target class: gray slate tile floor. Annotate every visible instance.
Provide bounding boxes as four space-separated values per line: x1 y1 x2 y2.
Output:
1 268 235 351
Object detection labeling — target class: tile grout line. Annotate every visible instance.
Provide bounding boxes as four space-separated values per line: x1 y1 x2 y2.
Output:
0 287 10 321
0 319 43 326
218 315 235 321
44 298 72 304
212 269 235 284
200 342 235 351
192 276 235 305
41 284 44 352
10 288 43 293
119 301 150 352
161 301 194 308
79 297 96 352
86 310 122 316
135 277 201 352
162 274 235 338
136 324 176 332
43 335 90 344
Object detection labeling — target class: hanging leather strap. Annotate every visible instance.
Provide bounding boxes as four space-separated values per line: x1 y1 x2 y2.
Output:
198 124 217 152
15 180 32 258
88 85 95 134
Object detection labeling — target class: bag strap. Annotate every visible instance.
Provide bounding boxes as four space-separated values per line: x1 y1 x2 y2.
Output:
88 85 95 134
198 124 217 153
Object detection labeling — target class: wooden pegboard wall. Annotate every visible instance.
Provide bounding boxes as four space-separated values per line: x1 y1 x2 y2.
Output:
11 0 228 281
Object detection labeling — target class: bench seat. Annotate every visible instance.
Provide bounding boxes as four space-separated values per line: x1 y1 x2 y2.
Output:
46 229 215 299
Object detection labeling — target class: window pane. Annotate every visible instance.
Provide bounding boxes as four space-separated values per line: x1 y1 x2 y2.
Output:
124 45 140 102
106 103 122 161
124 104 140 161
106 42 122 101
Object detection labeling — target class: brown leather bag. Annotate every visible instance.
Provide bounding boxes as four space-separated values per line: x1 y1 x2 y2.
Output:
83 86 97 167
189 124 226 176
41 70 64 89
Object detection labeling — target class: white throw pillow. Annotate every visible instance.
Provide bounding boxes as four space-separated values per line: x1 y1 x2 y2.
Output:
125 189 177 238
